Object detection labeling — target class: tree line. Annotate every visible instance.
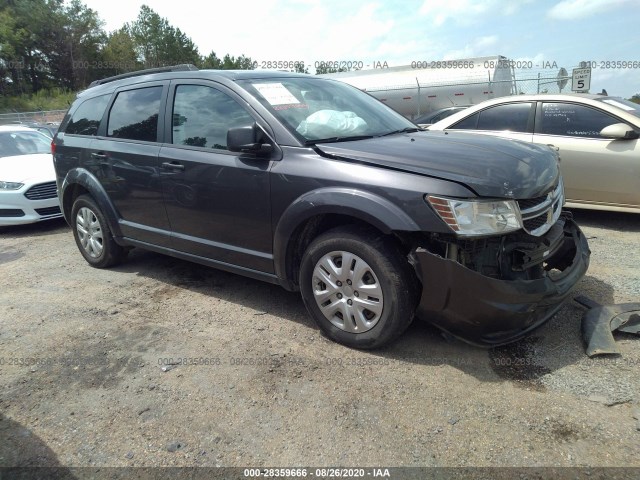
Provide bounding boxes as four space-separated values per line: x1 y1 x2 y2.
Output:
2 1 637 103
0 1 284 97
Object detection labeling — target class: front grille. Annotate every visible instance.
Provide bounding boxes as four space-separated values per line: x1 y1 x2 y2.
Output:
35 206 62 216
24 182 57 200
523 215 548 232
517 195 547 211
0 208 25 217
517 180 564 237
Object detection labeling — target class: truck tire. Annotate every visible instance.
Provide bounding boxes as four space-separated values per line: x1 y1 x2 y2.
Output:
71 194 127 268
299 225 419 349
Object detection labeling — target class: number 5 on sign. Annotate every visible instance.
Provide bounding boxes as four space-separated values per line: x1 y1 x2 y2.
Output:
572 68 591 92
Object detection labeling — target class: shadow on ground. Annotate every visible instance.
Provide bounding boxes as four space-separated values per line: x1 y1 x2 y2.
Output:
0 414 76 478
107 248 616 387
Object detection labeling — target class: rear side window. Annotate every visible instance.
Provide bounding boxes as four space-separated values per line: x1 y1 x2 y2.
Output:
65 94 110 135
451 103 532 132
539 103 619 138
108 87 162 141
172 85 254 150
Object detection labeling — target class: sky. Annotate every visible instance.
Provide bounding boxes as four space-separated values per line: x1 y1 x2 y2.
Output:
80 0 640 98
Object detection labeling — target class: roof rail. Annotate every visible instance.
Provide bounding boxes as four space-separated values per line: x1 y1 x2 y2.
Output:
88 64 199 87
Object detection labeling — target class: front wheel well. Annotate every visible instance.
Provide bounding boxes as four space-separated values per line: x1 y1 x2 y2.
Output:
284 214 415 290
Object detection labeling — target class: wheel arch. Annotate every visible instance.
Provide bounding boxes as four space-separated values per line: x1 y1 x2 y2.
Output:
274 188 421 290
61 168 123 239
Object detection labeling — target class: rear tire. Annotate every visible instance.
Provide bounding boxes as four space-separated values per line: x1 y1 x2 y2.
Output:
71 194 126 268
299 225 419 349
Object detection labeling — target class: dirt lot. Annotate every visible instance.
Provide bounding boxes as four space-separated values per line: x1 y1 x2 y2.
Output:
0 209 638 473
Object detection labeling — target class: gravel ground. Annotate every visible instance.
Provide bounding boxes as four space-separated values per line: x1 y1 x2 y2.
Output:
0 208 638 473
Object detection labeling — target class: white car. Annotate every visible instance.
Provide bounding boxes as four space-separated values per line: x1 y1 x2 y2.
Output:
428 94 640 213
0 125 62 225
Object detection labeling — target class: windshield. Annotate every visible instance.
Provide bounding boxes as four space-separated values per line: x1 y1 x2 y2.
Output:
238 77 417 143
598 97 640 118
0 130 51 158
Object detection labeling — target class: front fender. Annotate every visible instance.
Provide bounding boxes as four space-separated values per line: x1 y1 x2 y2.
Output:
273 187 421 284
60 168 123 238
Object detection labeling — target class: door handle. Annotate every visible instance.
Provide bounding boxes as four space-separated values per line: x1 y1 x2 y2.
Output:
91 152 107 159
161 162 185 171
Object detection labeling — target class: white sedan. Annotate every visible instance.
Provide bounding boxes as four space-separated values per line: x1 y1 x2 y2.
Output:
428 94 640 213
0 125 62 225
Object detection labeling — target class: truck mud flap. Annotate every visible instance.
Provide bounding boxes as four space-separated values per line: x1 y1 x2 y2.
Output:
575 295 640 357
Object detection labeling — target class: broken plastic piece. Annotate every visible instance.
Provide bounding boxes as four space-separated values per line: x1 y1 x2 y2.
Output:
575 295 640 357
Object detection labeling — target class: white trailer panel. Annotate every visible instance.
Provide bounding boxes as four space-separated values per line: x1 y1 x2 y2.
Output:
321 56 515 119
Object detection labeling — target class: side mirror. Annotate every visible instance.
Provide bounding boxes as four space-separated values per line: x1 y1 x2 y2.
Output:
227 123 273 156
600 123 639 140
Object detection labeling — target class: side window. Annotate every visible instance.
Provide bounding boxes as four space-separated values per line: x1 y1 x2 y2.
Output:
65 94 110 136
451 112 479 130
172 85 254 150
539 103 619 138
107 87 162 141
450 104 532 132
476 103 532 132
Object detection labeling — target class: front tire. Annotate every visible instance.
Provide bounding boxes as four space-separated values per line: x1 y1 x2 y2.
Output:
71 194 126 268
299 226 419 349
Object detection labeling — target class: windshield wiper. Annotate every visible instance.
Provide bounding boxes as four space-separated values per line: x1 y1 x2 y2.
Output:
378 127 422 137
305 135 375 145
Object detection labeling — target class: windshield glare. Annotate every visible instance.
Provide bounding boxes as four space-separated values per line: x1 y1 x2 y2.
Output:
0 130 51 157
239 77 416 142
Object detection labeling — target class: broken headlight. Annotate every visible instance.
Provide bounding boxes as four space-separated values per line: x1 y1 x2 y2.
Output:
426 195 522 237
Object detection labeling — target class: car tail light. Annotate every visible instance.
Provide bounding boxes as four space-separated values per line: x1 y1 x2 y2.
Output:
51 140 56 155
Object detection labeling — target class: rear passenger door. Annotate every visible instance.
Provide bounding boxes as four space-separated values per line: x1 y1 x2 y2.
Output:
91 83 172 245
159 81 274 273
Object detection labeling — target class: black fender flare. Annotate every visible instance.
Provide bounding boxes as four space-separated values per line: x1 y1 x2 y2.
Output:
60 168 123 238
273 187 421 286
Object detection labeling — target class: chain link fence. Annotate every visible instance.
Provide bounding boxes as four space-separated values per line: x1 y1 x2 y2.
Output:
0 67 583 125
0 109 67 126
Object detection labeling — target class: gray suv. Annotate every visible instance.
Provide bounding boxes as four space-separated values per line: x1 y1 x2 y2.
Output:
52 65 590 349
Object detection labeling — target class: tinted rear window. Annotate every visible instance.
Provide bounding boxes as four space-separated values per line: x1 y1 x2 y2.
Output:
65 94 110 136
107 87 162 142
451 103 532 132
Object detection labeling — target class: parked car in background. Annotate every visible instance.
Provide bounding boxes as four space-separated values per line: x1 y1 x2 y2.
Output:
9 121 60 138
428 94 640 213
0 125 63 225
414 106 470 126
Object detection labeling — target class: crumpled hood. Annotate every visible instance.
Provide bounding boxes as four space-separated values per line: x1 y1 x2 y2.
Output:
0 154 56 184
315 130 560 198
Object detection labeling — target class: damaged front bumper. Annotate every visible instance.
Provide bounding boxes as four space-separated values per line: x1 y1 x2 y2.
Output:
413 215 590 346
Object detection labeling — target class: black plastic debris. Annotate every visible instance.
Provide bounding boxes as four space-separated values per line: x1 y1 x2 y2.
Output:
575 295 640 357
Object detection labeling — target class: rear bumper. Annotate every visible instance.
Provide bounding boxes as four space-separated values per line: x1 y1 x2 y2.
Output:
414 217 590 346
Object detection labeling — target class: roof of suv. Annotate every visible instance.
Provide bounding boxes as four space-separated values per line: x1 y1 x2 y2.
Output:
79 64 311 98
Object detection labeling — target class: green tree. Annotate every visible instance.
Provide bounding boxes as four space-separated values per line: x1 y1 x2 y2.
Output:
50 0 106 89
198 52 254 70
315 64 348 75
0 0 64 95
629 94 640 105
199 51 223 69
102 27 141 75
128 5 200 68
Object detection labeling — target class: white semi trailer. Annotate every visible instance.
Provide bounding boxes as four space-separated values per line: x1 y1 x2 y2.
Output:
320 55 516 119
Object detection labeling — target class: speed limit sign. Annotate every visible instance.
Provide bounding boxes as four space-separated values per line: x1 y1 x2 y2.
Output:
572 68 591 92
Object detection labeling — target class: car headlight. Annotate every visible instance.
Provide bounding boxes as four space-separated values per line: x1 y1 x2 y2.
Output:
426 195 522 237
0 181 24 190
